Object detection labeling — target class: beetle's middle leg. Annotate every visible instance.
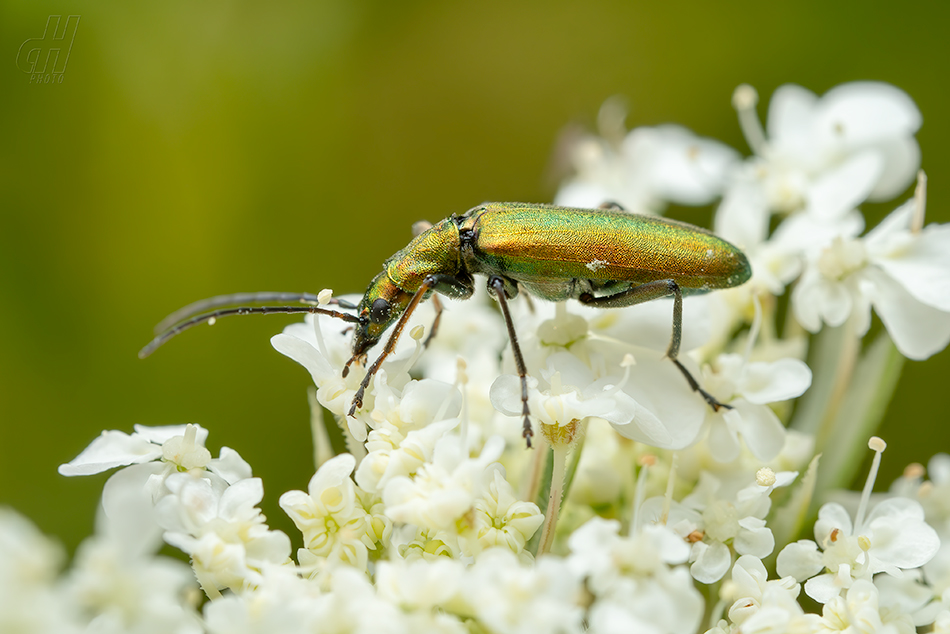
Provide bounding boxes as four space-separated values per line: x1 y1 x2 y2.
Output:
489 276 534 448
579 280 730 412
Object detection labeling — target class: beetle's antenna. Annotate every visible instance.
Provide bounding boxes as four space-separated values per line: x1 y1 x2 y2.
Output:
140 305 361 359
154 292 358 334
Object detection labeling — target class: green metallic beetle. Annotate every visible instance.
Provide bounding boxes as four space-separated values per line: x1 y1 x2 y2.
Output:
141 202 752 447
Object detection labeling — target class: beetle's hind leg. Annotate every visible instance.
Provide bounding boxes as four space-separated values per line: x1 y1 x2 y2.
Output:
578 280 731 412
423 295 443 348
489 276 534 448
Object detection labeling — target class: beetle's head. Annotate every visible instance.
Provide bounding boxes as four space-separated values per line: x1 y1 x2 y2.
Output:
349 271 413 362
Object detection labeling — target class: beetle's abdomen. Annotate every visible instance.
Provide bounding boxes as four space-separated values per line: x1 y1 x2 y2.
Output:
467 203 751 293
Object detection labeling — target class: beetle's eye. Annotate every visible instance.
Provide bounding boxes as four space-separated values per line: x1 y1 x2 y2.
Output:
370 298 391 324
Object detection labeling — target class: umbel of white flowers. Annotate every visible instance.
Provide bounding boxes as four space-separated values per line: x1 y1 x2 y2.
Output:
3 80 950 634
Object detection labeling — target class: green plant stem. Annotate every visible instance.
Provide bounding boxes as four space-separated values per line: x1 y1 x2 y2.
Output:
536 443 569 556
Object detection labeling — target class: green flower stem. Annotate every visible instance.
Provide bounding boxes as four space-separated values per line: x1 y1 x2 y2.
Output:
789 319 858 442
814 331 903 494
522 440 548 504
309 387 335 470
536 443 569 556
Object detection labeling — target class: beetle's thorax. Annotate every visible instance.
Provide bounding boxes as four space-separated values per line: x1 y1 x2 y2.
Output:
385 217 464 291
352 217 466 357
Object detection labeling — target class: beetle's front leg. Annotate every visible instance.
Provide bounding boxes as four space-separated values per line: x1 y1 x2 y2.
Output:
348 279 433 416
348 274 475 416
489 276 534 448
579 280 731 412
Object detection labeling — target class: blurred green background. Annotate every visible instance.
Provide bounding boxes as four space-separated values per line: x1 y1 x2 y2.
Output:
2 1 949 552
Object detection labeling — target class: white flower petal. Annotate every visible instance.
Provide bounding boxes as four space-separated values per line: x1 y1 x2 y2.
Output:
398 379 461 424
735 516 774 558
815 502 853 540
621 357 707 449
732 401 786 462
208 447 253 484
133 424 209 446
690 539 732 583
218 479 264 522
929 453 950 483
489 374 527 418
804 572 843 604
307 453 357 497
270 332 335 384
59 430 162 476
740 358 812 404
716 175 770 248
553 180 614 210
868 136 921 200
706 415 741 463
872 221 950 312
731 554 769 598
803 152 882 220
767 84 818 149
864 498 940 570
777 540 824 581
814 82 921 150
643 124 740 204
862 267 950 360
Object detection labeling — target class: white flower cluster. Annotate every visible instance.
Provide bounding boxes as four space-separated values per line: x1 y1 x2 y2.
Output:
4 81 950 633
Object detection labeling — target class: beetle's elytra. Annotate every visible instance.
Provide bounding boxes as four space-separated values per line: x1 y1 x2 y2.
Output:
141 202 752 448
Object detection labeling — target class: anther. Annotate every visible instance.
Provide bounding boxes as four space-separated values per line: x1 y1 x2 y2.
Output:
756 467 776 487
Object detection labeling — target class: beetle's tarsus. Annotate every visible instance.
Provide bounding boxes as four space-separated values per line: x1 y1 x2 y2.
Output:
348 392 363 417
670 358 729 412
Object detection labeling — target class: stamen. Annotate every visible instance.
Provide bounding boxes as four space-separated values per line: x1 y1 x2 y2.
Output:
732 84 767 156
183 424 198 448
854 436 887 530
602 354 635 397
433 354 463 425
903 462 925 480
630 453 656 533
661 453 678 526
457 357 470 455
912 170 927 234
311 289 333 360
597 95 628 147
744 293 763 364
393 325 427 378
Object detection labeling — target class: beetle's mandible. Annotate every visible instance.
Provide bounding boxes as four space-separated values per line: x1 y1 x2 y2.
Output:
140 202 752 448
